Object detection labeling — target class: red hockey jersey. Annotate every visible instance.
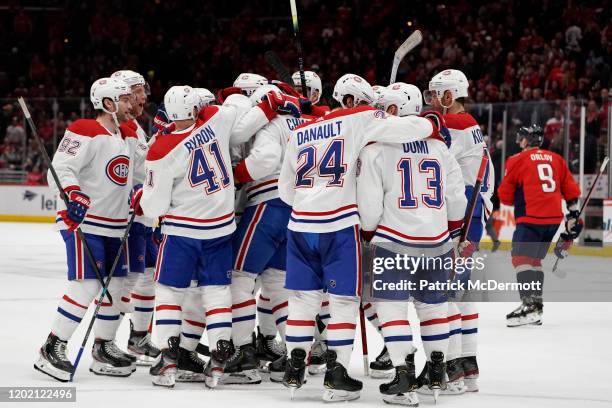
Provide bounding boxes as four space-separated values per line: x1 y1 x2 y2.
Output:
498 148 580 225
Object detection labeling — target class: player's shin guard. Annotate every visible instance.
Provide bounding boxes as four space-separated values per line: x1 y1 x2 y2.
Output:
230 270 257 347
180 285 206 351
154 284 185 348
375 301 413 367
257 293 277 337
51 279 100 341
93 277 130 341
285 290 323 358
314 295 330 341
203 285 232 351
131 268 156 332
262 268 290 340
416 301 450 359
446 302 462 361
327 294 359 368
363 302 382 333
457 302 478 357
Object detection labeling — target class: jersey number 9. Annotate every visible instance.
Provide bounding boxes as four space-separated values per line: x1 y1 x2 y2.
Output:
536 163 556 193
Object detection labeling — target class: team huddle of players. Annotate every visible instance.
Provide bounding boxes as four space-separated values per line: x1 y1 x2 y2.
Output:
32 66 582 405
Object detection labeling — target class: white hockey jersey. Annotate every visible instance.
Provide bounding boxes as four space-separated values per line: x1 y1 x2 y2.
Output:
140 95 273 239
357 138 467 253
278 106 439 233
49 119 141 237
236 115 308 207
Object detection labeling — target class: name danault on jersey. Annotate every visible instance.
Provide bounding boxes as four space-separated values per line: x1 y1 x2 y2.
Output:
296 120 342 145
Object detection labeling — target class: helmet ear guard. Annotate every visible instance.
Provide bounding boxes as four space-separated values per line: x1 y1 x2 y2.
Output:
90 77 132 127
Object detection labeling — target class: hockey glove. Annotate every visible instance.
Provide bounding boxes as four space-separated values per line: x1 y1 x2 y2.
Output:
299 98 313 115
265 90 301 118
59 189 90 232
456 240 476 258
129 184 144 216
421 110 452 148
554 233 574 259
564 209 583 240
268 80 302 98
216 86 243 104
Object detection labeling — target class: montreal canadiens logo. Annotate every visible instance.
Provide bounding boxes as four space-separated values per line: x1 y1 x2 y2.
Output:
106 155 130 186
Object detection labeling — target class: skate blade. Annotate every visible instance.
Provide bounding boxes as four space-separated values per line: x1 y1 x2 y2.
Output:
89 362 132 377
382 392 419 406
128 352 158 366
205 374 221 389
307 363 326 375
220 369 262 385
322 389 360 402
289 387 297 400
370 368 395 379
433 389 440 404
506 316 542 327
269 371 285 383
464 378 479 392
176 370 206 383
33 360 71 382
152 373 176 388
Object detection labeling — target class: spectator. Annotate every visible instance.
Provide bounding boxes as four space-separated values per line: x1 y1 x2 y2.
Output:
5 117 25 146
25 165 44 185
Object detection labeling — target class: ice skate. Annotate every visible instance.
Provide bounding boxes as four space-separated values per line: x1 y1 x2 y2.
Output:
105 339 137 371
506 297 543 327
204 339 234 388
370 346 394 379
307 340 327 375
90 338 133 377
322 350 362 402
127 320 161 366
441 358 466 395
380 354 419 406
268 353 287 383
221 343 262 384
282 348 307 398
462 356 479 392
416 352 447 402
255 330 285 371
176 346 206 382
33 333 73 382
150 336 179 387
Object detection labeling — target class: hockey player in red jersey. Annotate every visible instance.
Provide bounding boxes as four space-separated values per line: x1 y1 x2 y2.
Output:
498 125 581 327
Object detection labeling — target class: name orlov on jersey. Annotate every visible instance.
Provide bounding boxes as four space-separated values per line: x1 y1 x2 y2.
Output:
184 125 216 153
297 120 342 145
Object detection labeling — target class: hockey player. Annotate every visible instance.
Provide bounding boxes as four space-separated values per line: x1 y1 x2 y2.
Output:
277 73 448 402
131 85 299 388
424 69 495 393
110 70 161 366
224 84 309 384
498 125 581 326
291 70 322 104
357 82 467 405
34 77 140 381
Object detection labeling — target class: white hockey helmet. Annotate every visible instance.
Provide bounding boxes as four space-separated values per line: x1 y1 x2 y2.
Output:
371 85 385 108
164 85 200 121
332 74 375 108
90 77 132 111
194 87 215 108
111 69 150 95
249 84 282 105
233 73 268 96
291 70 322 103
380 82 423 116
425 69 469 104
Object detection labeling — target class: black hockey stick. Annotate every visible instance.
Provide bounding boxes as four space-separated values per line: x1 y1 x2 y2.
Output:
17 97 112 303
552 156 609 277
71 210 137 380
289 0 307 95
264 51 294 85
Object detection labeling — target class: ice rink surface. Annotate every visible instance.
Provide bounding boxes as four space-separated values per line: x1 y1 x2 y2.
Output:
0 222 610 408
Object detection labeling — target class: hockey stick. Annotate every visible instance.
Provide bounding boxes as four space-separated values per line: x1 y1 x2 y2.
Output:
552 156 609 277
264 51 294 85
358 303 369 376
71 211 137 380
289 0 307 96
389 30 423 84
17 97 112 303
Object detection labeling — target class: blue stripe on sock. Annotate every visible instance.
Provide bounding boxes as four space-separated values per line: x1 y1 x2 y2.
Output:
367 315 377 321
134 307 154 312
275 315 288 325
257 307 272 315
319 314 331 320
96 314 120 321
232 315 256 323
327 339 354 346
449 328 462 336
181 332 202 339
462 328 478 335
57 307 82 323
421 333 450 341
286 335 313 343
383 335 413 342
156 319 181 325
207 322 232 330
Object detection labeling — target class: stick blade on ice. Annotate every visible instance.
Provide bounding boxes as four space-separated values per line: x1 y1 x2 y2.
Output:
390 30 423 84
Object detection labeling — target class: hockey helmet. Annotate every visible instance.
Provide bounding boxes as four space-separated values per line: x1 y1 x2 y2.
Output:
425 69 469 104
332 74 375 108
233 73 268 96
194 87 215 108
90 77 132 111
291 70 322 103
164 86 200 121
380 82 423 116
111 70 150 95
516 125 544 147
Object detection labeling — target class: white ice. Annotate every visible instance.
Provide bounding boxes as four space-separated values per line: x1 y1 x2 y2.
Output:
0 222 610 408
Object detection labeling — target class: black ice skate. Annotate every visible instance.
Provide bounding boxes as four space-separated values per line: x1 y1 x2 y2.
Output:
506 297 543 327
204 339 234 388
441 357 467 395
127 320 161 366
379 354 419 406
370 345 394 378
307 340 327 375
255 330 285 371
150 337 179 387
323 350 362 402
176 346 206 382
416 351 447 402
282 348 307 399
269 353 287 383
462 356 479 392
90 338 134 377
34 333 73 382
221 343 262 384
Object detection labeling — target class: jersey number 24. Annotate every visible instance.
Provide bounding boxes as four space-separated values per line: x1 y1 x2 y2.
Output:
295 140 347 188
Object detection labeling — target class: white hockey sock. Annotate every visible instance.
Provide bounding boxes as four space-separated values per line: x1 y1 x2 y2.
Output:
457 302 478 357
130 268 156 332
261 268 289 341
363 302 382 333
51 279 100 341
257 293 277 337
314 294 330 342
180 285 206 351
416 301 449 360
230 270 257 347
93 277 129 341
154 283 185 349
446 302 462 361
203 285 232 351
286 290 322 357
327 294 359 368
375 301 413 367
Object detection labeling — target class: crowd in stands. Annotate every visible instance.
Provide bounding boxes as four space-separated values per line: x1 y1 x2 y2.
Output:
0 0 610 183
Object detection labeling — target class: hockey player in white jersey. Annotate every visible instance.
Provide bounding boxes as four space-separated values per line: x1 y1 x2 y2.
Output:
277 73 448 402
34 77 142 382
131 85 299 388
424 69 495 393
357 83 467 405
